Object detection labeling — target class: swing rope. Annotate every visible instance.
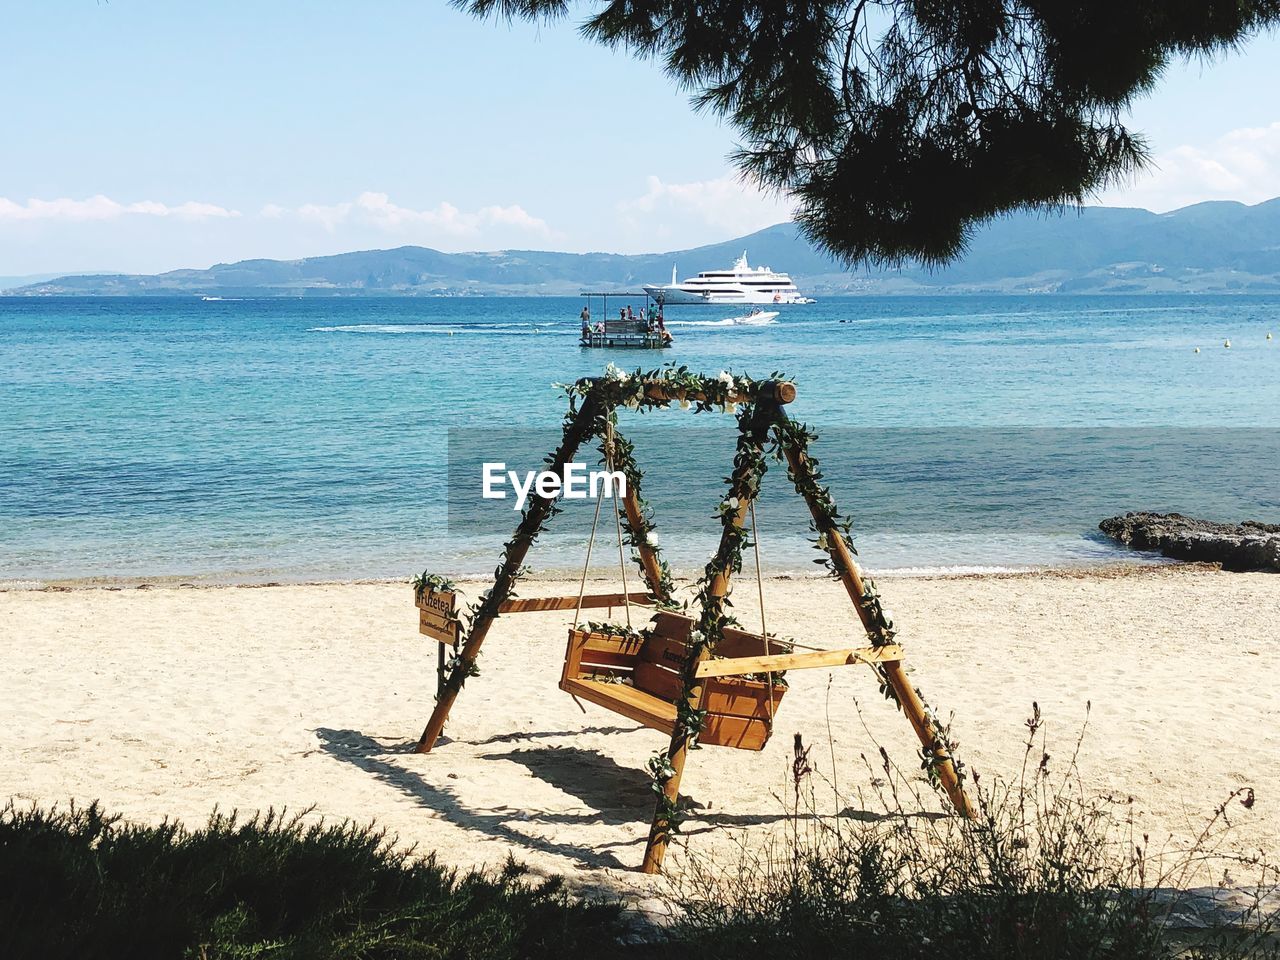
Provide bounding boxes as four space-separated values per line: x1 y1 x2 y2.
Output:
606 423 633 630
571 477 605 632
748 502 776 722
572 421 633 631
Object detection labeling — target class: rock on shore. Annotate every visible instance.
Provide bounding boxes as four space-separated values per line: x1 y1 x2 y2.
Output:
1100 512 1280 571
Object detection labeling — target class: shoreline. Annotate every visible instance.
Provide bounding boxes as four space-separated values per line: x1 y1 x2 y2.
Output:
0 556 1183 592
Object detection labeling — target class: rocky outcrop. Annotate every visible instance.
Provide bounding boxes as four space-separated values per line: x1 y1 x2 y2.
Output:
1099 512 1280 571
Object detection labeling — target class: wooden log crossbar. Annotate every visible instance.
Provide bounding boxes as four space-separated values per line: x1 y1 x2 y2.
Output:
497 592 656 614
411 373 974 876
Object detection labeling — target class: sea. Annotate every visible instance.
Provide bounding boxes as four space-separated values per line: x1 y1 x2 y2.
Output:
1 294 1277 586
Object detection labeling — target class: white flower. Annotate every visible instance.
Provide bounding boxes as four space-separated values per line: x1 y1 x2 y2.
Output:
816 533 829 550
679 398 691 410
604 362 629 382
646 531 660 546
716 371 733 386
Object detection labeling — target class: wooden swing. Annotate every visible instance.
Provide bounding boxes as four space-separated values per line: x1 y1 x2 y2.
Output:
413 373 973 874
559 423 797 752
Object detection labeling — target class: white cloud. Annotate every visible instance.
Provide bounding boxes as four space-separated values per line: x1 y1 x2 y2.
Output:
291 191 554 239
1100 121 1280 212
0 195 240 221
617 174 794 242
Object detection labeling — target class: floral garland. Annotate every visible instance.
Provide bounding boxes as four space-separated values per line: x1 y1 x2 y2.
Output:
647 398 779 832
429 363 753 709
421 363 964 817
772 414 966 790
595 424 677 603
430 385 612 700
411 571 456 604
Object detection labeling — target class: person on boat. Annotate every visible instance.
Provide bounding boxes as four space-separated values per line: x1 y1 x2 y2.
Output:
625 305 634 322
580 305 591 340
595 319 605 333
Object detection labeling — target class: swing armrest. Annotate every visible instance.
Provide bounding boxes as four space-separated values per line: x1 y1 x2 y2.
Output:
693 644 903 679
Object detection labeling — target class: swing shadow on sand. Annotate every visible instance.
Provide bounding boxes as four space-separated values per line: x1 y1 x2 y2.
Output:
314 727 947 868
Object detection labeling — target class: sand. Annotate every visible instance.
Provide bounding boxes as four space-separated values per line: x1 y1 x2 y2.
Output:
2 565 1277 898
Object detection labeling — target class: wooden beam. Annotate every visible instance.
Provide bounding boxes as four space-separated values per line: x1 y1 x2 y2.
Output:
415 393 604 754
617 454 671 604
641 379 795 407
497 592 655 614
694 644 903 678
641 399 778 875
774 409 975 819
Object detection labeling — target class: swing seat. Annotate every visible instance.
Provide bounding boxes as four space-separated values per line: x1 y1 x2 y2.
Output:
560 610 790 751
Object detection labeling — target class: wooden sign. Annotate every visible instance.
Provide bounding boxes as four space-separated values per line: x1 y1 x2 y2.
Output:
415 588 458 645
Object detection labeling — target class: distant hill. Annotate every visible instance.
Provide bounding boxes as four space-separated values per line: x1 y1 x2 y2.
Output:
9 199 1280 296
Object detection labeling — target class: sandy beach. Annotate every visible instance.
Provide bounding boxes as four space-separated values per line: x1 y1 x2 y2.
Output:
3 565 1277 897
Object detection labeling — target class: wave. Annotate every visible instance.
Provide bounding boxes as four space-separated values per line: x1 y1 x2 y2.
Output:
309 324 461 334
309 322 564 335
665 317 778 328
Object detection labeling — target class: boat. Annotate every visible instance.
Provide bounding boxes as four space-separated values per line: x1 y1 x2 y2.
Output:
644 252 814 305
577 291 672 350
728 308 779 325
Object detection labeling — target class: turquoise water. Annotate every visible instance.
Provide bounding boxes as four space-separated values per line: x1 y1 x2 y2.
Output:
1 295 1277 584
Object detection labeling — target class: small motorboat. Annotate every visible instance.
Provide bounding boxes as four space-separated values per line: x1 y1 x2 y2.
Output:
728 308 779 326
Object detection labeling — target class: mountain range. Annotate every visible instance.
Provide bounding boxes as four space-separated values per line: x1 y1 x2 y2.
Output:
9 198 1280 296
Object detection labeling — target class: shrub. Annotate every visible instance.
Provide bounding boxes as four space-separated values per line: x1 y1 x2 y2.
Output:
658 705 1279 960
0 804 621 960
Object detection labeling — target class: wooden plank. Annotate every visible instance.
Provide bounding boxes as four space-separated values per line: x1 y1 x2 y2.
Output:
415 588 456 619
719 625 793 658
579 649 641 669
703 678 787 719
650 610 694 639
693 644 903 678
560 677 771 750
639 633 689 671
560 678 674 733
566 628 641 679
568 628 645 655
632 661 683 701
498 592 656 613
419 605 453 631
700 713 770 751
419 608 458 645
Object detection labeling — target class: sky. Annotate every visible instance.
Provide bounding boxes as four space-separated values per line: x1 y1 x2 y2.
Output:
3 1 1280 276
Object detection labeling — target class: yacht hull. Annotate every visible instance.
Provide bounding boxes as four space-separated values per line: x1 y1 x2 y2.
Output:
644 284 807 305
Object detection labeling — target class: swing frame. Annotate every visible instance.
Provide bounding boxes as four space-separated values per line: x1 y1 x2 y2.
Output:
414 372 973 874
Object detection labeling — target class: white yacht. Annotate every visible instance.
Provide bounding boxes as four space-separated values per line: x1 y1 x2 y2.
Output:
644 252 814 305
